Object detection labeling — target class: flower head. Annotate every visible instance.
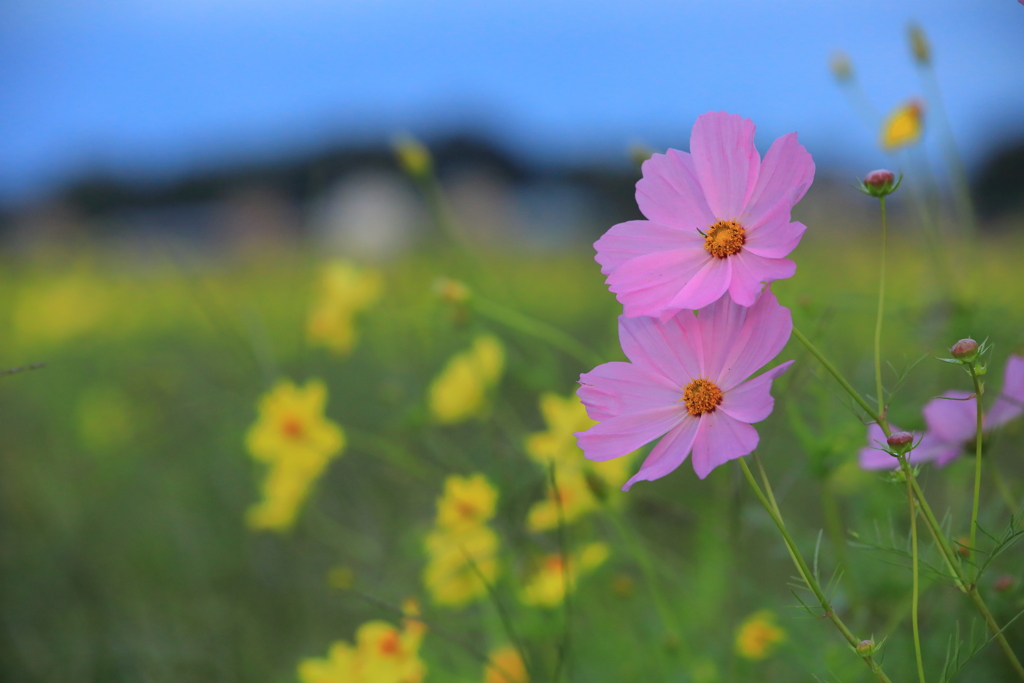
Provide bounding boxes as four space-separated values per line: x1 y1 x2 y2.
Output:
307 262 383 355
519 543 609 608
575 289 793 487
429 335 505 424
881 99 924 151
858 169 902 199
484 646 529 683
734 610 786 660
435 474 498 532
298 618 426 683
423 525 500 607
595 111 814 318
950 338 980 362
246 379 345 531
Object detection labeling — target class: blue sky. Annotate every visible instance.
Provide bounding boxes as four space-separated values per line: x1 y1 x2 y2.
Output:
1 0 1022 206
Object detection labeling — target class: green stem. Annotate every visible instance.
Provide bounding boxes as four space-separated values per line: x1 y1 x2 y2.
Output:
738 458 894 683
792 327 1024 678
969 363 984 577
874 197 888 416
900 455 927 683
470 295 604 368
791 327 883 425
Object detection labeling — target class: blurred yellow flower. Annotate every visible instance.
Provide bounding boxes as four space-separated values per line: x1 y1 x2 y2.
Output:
734 610 786 660
524 393 634 531
14 271 112 346
484 645 529 683
428 335 505 424
435 474 498 532
298 618 426 683
519 542 609 608
880 99 924 151
245 379 345 532
423 525 500 607
307 261 383 355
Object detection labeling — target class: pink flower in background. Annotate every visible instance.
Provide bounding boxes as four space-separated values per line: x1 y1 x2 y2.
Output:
595 111 814 319
575 288 793 488
860 355 1024 470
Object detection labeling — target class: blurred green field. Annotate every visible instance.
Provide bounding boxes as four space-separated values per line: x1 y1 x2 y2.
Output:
2 224 1024 683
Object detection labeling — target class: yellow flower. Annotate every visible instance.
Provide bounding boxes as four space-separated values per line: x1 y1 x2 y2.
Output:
245 379 345 532
519 542 609 608
423 525 500 607
526 470 599 532
525 392 595 467
734 610 786 660
484 645 529 683
306 261 383 355
298 618 426 683
523 393 635 531
428 335 505 424
14 270 112 346
435 474 498 532
880 99 924 151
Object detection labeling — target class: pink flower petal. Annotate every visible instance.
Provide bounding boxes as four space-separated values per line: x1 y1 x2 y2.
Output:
699 287 793 391
617 313 703 386
621 416 701 491
636 150 716 229
689 112 760 220
575 405 685 463
690 410 759 479
719 361 794 423
605 247 712 318
662 255 732 315
986 397 1023 430
744 215 807 259
741 132 815 226
923 391 976 444
594 220 696 275
577 361 682 422
999 355 1024 404
727 252 796 307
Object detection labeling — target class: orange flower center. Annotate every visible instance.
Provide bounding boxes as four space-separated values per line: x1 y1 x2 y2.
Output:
703 220 746 258
456 501 478 519
682 378 723 416
544 556 564 573
280 417 304 439
378 631 401 656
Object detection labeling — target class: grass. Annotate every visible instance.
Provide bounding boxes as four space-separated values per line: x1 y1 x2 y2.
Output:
1 224 1023 683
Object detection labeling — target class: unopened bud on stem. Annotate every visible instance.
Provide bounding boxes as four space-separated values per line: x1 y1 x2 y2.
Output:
857 169 902 198
856 640 876 657
830 51 854 82
951 338 979 363
887 431 914 456
908 23 931 65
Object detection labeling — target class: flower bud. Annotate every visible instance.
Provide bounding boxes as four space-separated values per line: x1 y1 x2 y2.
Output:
433 277 471 304
994 574 1015 593
829 50 853 82
393 135 433 179
951 338 979 363
886 431 914 456
956 536 971 557
908 23 931 65
858 169 901 198
856 639 876 657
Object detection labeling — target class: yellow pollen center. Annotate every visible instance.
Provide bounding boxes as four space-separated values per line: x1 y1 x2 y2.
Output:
682 378 723 416
704 220 746 258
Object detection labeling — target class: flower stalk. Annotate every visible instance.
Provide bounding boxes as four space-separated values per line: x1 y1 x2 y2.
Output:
968 362 985 576
738 456 894 683
898 454 927 683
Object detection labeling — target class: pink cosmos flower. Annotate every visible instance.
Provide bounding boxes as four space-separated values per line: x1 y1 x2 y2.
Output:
860 355 1024 470
595 111 814 320
574 288 794 488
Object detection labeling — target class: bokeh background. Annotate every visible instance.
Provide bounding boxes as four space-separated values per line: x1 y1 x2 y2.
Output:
2 1 1024 682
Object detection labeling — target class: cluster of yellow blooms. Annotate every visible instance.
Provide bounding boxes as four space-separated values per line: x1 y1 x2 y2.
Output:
422 474 501 607
298 607 427 683
307 261 384 355
733 610 787 661
524 393 632 532
246 379 345 531
428 335 505 424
